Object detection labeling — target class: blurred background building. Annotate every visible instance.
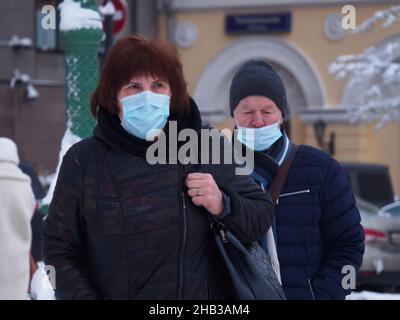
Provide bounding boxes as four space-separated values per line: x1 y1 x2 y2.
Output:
0 0 399 198
0 0 157 181
157 0 400 198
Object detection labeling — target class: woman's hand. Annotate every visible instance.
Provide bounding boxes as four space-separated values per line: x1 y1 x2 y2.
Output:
185 173 224 216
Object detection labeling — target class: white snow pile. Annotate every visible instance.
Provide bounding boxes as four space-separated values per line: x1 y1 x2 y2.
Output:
59 0 102 31
98 1 116 16
30 262 56 300
347 291 400 300
41 128 81 206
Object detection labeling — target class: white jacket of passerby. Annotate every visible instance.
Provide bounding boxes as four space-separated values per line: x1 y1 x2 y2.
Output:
0 138 35 300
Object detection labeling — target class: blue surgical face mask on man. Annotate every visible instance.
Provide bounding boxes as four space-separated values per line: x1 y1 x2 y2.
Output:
119 91 170 140
236 121 283 151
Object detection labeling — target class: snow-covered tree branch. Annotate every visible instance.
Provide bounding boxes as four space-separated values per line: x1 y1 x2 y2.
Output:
330 5 400 128
355 5 400 33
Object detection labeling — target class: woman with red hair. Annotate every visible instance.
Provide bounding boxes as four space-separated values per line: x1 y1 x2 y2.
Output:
42 36 274 299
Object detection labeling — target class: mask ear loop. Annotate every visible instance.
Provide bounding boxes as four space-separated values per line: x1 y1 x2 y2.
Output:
234 119 240 129
117 96 124 120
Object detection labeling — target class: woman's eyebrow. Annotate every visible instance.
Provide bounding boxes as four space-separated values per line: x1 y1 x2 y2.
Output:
125 81 142 86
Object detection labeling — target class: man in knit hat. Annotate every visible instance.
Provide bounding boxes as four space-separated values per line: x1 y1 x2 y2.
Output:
0 137 35 299
230 60 365 300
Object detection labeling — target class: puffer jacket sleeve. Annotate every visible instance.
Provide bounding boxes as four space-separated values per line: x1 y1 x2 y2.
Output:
42 145 101 300
311 159 365 300
205 142 274 244
218 173 274 244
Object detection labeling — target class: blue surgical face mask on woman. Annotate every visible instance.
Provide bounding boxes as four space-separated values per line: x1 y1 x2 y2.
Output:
120 91 170 140
236 121 283 151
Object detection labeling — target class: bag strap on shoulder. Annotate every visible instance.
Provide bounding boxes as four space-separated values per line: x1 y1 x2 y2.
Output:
269 144 298 205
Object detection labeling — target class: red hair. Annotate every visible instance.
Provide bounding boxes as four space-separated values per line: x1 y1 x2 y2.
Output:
90 35 189 117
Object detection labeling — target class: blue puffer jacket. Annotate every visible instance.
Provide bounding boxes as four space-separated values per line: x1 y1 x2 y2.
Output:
274 144 365 300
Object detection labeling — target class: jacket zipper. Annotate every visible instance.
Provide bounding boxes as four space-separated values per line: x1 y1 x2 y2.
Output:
276 189 310 205
177 166 188 299
308 279 316 300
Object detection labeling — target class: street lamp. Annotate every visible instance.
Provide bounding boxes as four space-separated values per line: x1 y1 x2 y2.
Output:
26 83 40 100
0 35 32 49
313 119 335 156
10 69 40 101
9 69 40 143
313 119 325 147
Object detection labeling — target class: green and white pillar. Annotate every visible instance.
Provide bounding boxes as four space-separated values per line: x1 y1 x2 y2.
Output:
60 0 103 138
41 0 103 208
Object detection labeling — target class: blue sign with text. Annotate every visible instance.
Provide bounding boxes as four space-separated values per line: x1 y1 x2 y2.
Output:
225 12 291 34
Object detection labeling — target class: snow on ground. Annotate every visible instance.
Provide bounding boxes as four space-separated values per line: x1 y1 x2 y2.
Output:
30 262 55 300
347 291 400 300
27 275 400 301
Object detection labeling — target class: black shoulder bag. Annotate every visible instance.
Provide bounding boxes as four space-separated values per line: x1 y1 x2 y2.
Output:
210 144 298 300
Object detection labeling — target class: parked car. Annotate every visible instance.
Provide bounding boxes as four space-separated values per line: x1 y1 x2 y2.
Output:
355 198 400 292
379 201 400 217
340 162 400 292
341 162 395 208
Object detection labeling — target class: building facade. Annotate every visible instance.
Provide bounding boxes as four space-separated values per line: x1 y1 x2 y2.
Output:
0 0 399 197
158 0 400 196
0 0 157 180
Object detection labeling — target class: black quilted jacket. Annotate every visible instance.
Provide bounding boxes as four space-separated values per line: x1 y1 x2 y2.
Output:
42 99 274 300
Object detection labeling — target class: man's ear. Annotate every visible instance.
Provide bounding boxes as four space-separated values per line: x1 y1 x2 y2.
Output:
232 110 237 122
